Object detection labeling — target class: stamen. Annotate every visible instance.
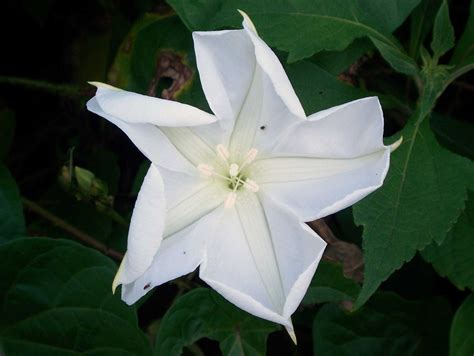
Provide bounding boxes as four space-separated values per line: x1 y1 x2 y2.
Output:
224 192 237 208
197 164 215 176
244 148 258 164
229 163 239 177
244 178 259 192
216 144 230 161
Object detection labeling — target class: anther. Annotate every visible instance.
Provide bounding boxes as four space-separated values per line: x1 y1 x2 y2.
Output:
197 164 215 176
216 144 230 161
229 163 239 177
224 192 237 208
244 179 259 192
244 148 258 164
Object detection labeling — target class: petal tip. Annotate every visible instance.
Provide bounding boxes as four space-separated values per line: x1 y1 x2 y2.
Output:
287 329 298 345
88 81 121 91
112 255 127 294
237 9 257 34
390 136 403 152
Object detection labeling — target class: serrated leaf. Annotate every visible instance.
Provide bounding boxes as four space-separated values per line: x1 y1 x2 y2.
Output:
313 292 451 355
0 238 151 355
431 1 455 59
302 261 360 305
353 117 474 308
450 294 474 356
0 165 25 242
421 191 474 291
154 288 278 356
168 0 420 69
450 0 474 67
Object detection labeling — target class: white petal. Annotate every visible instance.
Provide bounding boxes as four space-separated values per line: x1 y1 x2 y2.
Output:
87 97 195 174
193 13 304 151
114 164 165 287
91 82 216 126
272 97 385 159
253 148 391 221
121 207 224 304
200 192 326 328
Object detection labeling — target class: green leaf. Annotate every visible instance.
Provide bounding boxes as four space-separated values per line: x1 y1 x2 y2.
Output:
154 288 278 356
168 0 420 67
285 60 365 113
0 108 15 162
313 292 452 355
431 112 474 160
311 38 373 76
431 1 455 59
450 294 474 356
409 0 441 58
421 191 474 291
110 15 191 88
353 116 474 308
370 36 419 75
0 238 151 355
450 0 474 67
302 261 360 305
0 165 25 242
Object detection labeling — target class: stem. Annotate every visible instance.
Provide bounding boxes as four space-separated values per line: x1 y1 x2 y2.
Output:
22 197 124 261
0 76 82 98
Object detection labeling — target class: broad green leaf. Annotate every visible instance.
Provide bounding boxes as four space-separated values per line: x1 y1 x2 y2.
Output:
0 108 15 162
421 192 474 291
0 238 151 355
450 294 474 356
302 261 360 305
154 288 278 356
431 113 474 160
0 165 25 242
286 60 365 113
431 1 455 59
311 39 373 76
168 0 420 69
313 293 451 355
353 117 474 308
450 0 474 67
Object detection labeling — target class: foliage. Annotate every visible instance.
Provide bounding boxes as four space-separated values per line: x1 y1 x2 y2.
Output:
0 0 473 355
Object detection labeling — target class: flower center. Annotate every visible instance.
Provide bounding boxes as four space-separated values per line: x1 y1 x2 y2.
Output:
197 144 259 208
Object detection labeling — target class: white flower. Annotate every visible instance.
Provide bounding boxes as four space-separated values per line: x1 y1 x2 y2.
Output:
87 11 395 342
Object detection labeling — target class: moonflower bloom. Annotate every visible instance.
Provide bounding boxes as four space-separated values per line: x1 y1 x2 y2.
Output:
87 11 396 342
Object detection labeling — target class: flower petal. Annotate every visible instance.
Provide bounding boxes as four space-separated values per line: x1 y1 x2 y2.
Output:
272 97 385 159
252 148 391 221
121 207 224 304
87 97 196 174
115 164 226 291
114 164 165 287
90 82 216 126
193 12 305 153
200 192 326 329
